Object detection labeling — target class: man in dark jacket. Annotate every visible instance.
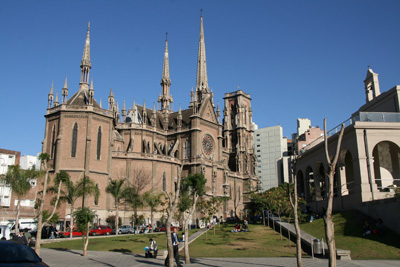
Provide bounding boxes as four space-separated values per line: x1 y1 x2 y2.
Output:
164 227 182 267
12 230 28 245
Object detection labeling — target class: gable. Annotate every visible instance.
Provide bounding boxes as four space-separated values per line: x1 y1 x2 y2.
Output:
198 97 218 124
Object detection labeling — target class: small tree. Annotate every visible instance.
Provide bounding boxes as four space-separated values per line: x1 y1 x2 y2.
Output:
323 118 345 267
250 192 269 225
264 183 293 239
199 196 228 238
143 190 163 232
105 215 122 229
179 173 207 264
106 178 126 235
74 207 96 256
3 165 37 234
123 186 143 226
289 154 302 267
58 174 99 238
163 163 184 267
35 167 69 255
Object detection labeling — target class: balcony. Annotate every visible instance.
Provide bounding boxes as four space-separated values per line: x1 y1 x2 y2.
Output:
300 112 400 154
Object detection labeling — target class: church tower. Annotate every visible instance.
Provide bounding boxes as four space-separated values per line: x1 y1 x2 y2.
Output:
364 67 381 103
223 90 255 175
42 23 113 215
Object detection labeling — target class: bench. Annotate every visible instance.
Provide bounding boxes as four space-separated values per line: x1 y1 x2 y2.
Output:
155 249 168 259
336 249 351 260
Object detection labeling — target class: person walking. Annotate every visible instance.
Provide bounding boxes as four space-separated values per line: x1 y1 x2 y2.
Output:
165 228 182 267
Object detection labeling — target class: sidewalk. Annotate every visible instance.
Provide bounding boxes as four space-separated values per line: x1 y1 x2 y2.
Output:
40 248 400 267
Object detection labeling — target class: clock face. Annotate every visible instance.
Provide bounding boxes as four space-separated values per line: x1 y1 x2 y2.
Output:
202 134 214 156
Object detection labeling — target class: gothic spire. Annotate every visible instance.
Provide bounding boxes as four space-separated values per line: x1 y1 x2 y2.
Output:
80 22 91 90
62 75 68 103
54 91 59 106
48 82 54 108
195 14 209 99
158 33 173 113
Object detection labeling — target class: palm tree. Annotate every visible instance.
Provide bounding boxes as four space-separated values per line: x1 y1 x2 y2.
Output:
142 190 163 232
73 207 96 256
59 174 99 238
35 166 69 255
3 165 38 234
122 186 143 226
105 178 125 235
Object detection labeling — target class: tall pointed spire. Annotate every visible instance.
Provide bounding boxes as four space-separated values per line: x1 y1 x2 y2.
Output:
62 76 68 103
158 33 173 113
195 13 209 102
54 91 59 106
80 22 91 90
48 82 54 108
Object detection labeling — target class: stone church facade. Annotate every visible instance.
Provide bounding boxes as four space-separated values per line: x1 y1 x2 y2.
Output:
42 17 258 226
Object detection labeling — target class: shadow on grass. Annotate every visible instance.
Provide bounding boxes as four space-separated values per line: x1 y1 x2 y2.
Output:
341 210 400 249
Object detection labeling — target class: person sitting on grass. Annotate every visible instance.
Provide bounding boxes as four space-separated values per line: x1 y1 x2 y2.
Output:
242 223 248 232
363 220 371 236
231 223 241 232
144 238 157 258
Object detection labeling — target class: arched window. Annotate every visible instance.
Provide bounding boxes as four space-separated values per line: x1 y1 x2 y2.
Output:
71 123 78 157
162 172 166 191
50 125 56 159
97 127 102 160
94 184 99 205
184 140 191 159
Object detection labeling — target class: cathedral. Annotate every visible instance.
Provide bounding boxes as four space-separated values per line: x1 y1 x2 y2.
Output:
42 16 258 226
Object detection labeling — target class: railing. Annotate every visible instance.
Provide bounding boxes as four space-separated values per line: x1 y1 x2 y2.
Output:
300 112 400 154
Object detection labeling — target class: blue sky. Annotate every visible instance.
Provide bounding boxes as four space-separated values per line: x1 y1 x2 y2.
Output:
1 0 400 156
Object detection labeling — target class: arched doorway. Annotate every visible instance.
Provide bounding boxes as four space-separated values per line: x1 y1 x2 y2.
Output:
317 163 326 200
373 141 400 191
297 170 305 199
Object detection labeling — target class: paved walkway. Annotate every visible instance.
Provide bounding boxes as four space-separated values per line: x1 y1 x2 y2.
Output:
40 248 400 267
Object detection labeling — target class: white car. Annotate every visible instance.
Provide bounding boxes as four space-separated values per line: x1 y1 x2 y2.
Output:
117 225 134 234
0 225 11 240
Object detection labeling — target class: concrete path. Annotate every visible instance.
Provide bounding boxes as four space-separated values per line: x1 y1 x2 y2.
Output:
39 248 400 267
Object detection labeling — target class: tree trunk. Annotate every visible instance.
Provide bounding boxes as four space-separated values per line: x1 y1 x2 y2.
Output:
35 178 61 255
15 198 21 235
165 217 174 267
82 223 90 256
184 214 190 264
324 171 337 267
115 206 119 236
263 210 265 226
69 206 75 239
150 210 154 233
289 158 303 267
323 119 344 267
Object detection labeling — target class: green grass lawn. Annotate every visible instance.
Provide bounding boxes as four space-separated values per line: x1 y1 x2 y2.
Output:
300 210 400 259
187 223 306 258
42 225 303 258
42 212 400 260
